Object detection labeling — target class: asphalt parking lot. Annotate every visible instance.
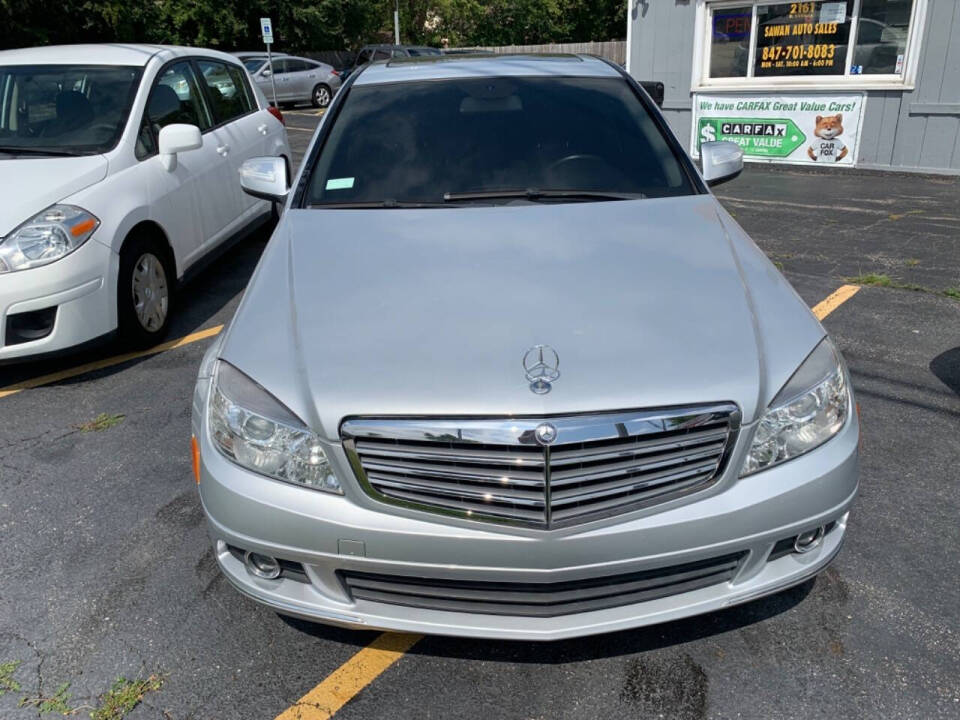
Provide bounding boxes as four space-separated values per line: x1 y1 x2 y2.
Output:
1 110 958 719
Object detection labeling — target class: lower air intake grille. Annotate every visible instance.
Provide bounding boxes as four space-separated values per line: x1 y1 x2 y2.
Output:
341 404 739 528
340 552 746 617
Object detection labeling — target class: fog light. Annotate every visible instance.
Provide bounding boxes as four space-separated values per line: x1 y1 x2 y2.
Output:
794 526 825 554
244 551 281 579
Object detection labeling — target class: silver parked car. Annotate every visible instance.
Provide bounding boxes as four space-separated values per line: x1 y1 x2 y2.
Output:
247 55 340 108
192 54 859 640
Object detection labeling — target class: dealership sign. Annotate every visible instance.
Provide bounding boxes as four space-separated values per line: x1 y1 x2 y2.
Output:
692 93 865 167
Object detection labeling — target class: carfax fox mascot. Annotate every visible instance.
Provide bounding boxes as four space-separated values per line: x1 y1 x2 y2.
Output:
807 114 848 163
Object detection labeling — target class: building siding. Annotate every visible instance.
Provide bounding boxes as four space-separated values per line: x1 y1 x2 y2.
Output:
629 0 960 174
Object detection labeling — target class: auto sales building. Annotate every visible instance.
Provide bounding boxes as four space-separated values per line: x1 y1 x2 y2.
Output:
626 1 960 174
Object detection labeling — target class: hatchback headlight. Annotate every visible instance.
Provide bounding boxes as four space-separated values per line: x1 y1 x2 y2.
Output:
742 338 850 476
208 361 343 494
0 205 99 273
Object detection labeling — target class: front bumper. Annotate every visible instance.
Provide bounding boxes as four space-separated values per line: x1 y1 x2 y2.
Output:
194 383 859 640
0 239 116 361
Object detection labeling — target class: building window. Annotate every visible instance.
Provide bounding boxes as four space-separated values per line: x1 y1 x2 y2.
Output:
853 0 914 74
697 0 925 89
710 5 753 77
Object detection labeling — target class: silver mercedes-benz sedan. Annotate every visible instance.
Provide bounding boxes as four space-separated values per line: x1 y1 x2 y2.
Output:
192 54 859 640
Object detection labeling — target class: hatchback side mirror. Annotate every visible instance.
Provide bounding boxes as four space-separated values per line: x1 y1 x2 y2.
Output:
158 123 202 172
240 156 290 204
700 141 744 187
261 69 272 77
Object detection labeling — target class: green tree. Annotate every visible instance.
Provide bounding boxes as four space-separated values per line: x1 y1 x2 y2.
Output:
0 0 626 52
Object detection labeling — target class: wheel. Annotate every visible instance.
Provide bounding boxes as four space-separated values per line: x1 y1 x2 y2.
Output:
311 84 332 108
117 234 173 348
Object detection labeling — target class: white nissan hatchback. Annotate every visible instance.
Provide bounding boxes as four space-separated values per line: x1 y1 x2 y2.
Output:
0 44 290 360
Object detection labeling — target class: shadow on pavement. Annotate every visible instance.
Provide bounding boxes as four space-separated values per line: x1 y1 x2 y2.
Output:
929 347 960 397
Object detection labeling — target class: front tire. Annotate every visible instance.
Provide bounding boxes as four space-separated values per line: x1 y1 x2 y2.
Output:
311 84 332 108
117 234 172 349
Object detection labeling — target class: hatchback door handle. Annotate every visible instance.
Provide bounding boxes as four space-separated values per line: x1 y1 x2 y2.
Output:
257 124 269 135
217 144 230 156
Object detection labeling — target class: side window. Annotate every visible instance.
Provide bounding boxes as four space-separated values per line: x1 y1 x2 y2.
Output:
196 59 252 125
226 64 255 111
285 59 309 73
137 61 210 159
373 50 391 61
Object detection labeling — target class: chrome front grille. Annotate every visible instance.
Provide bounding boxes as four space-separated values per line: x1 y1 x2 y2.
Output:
341 404 740 529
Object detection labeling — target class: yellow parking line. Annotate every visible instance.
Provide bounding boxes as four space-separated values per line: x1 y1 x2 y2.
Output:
812 284 860 320
275 632 423 720
0 325 223 400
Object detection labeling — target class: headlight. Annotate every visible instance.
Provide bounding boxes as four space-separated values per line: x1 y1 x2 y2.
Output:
0 205 99 274
741 338 850 476
208 361 343 494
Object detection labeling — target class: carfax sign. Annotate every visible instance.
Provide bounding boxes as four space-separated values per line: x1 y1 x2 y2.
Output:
691 93 865 167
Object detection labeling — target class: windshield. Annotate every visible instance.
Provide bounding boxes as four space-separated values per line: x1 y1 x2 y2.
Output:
305 76 693 206
0 65 141 155
243 58 267 73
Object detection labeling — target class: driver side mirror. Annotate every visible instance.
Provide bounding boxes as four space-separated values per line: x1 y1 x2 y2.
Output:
158 123 202 172
240 156 290 204
260 69 272 78
700 141 744 187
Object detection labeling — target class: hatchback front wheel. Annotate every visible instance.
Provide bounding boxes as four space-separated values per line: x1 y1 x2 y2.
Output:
118 235 172 348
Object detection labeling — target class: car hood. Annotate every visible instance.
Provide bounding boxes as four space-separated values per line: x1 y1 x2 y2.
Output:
0 154 109 237
222 195 824 438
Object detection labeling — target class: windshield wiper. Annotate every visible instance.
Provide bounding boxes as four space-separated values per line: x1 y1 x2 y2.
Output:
443 188 646 203
310 199 452 209
0 146 85 157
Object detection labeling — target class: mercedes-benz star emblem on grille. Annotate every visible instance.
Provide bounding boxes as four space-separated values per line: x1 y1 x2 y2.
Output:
534 423 558 445
523 345 560 394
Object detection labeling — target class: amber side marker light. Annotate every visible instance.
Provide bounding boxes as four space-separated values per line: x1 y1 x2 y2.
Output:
71 218 97 237
191 435 201 484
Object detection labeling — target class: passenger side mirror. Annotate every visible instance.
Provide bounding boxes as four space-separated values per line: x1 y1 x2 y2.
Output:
700 141 744 187
240 156 290 204
158 123 202 172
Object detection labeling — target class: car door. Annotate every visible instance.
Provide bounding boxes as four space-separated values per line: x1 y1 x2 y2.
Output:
281 59 307 102
194 58 271 227
136 60 236 271
296 60 324 103
272 59 294 101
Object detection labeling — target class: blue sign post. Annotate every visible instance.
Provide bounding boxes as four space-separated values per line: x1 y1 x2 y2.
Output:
260 17 278 107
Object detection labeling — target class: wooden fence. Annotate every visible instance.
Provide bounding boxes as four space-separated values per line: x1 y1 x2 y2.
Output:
305 40 628 71
465 40 626 65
